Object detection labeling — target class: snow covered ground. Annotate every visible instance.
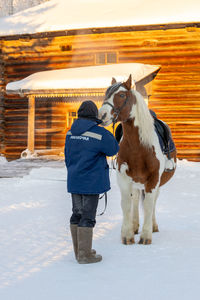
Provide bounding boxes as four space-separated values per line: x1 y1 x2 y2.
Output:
0 157 200 300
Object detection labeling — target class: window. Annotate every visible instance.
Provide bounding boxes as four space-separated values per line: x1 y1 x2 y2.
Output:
96 53 106 64
67 111 77 128
60 45 72 51
107 52 117 63
96 52 117 65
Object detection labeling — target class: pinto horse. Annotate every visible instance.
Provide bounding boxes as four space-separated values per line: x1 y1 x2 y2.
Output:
99 75 176 245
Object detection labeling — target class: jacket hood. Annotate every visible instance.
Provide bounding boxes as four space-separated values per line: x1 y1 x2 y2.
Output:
71 118 100 135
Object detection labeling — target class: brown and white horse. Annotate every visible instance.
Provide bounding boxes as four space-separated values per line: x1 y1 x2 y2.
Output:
99 75 176 245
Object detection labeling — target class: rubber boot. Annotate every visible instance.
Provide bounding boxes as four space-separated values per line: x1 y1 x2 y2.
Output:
77 227 102 264
70 224 79 259
70 224 96 260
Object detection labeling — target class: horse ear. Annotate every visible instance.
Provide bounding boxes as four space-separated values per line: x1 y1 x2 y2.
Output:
124 74 132 90
111 77 117 85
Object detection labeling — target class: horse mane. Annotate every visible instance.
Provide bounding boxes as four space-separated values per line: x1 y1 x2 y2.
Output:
130 89 154 148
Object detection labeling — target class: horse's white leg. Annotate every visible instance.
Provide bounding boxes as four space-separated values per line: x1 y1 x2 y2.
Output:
132 189 140 234
120 184 135 244
117 168 135 244
152 188 159 232
139 190 157 245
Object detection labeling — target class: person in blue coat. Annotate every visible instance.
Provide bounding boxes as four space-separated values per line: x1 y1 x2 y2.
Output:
65 100 119 264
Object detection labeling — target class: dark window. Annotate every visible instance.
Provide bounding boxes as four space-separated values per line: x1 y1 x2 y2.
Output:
96 52 117 65
96 53 106 64
107 52 117 63
67 111 77 128
60 45 72 51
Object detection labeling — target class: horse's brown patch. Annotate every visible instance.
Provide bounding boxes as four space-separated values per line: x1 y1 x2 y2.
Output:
117 120 160 193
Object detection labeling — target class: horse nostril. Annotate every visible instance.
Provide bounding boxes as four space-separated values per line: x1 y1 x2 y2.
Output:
101 112 107 120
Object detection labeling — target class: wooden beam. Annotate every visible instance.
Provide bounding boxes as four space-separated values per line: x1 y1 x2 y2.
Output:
27 95 35 153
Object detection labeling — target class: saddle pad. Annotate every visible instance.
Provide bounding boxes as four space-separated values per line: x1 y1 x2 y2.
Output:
154 119 176 154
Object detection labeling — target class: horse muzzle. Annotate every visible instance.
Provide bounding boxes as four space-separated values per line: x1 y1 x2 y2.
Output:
98 107 113 126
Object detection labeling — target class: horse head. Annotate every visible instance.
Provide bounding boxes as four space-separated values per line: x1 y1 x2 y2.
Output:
99 74 137 126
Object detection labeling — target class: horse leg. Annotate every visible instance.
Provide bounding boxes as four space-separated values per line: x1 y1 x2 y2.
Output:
132 189 140 234
139 190 156 245
152 188 159 233
120 184 135 245
117 165 138 244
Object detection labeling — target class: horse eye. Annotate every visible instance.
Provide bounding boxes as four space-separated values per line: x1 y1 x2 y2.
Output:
120 93 125 98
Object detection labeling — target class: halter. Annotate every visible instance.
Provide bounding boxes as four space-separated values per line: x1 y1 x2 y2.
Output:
103 82 130 125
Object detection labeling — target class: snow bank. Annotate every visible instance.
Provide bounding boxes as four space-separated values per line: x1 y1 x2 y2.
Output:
0 156 7 165
0 0 200 36
0 159 200 300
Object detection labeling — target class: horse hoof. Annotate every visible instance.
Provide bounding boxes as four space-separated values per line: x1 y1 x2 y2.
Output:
122 237 135 245
153 227 159 233
138 238 152 245
138 238 144 244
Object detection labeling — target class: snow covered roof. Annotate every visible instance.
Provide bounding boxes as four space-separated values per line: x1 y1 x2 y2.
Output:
6 63 160 95
0 0 200 37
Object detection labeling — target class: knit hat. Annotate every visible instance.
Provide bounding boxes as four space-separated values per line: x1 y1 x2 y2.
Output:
78 100 99 121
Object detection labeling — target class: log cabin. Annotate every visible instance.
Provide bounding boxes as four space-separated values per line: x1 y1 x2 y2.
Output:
5 63 160 158
0 0 200 161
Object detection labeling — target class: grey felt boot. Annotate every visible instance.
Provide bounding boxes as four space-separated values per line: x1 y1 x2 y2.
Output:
77 227 102 264
70 224 96 260
70 224 79 259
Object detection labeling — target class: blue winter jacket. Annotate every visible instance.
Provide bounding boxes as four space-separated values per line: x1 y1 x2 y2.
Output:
64 118 119 194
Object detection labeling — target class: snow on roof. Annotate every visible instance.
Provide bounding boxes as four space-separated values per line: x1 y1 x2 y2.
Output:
0 0 200 37
6 63 160 94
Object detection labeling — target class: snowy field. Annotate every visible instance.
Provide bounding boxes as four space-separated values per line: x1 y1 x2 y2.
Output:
0 157 200 300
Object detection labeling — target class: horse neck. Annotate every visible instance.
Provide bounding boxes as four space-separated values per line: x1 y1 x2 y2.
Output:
126 90 155 149
122 120 141 149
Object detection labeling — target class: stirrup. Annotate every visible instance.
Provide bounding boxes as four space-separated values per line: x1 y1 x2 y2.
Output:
164 158 175 172
165 167 175 173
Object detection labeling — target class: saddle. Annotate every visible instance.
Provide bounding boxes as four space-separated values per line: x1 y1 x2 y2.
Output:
153 117 172 158
115 110 176 158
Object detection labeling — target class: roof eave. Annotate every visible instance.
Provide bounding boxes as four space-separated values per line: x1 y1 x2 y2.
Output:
1 22 200 40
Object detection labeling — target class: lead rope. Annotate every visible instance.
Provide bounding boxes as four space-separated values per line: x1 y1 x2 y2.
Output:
97 120 117 216
111 120 117 170
97 192 108 216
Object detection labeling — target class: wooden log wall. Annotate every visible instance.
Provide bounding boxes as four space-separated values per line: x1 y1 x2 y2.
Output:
0 41 5 154
34 98 103 154
0 25 200 160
